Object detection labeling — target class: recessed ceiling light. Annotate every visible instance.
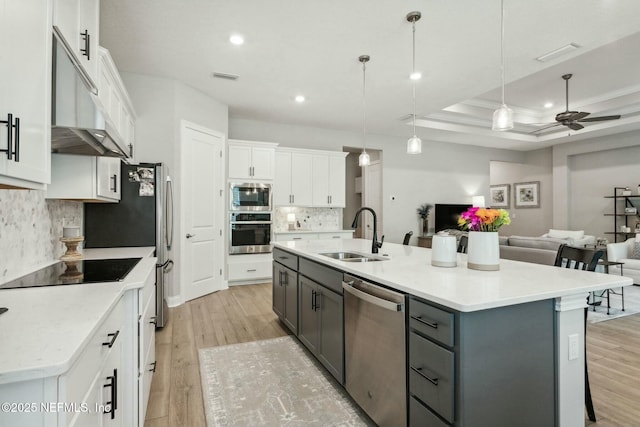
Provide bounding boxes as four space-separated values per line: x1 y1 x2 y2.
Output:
229 34 244 45
544 102 554 108
410 72 422 81
535 43 580 62
295 95 305 103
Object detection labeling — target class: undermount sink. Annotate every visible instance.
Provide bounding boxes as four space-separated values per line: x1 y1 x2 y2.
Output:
320 251 387 262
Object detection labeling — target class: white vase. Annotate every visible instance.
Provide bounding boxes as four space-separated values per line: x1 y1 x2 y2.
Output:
467 231 500 271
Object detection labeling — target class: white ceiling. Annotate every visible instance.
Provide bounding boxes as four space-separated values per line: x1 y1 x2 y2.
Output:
99 0 640 151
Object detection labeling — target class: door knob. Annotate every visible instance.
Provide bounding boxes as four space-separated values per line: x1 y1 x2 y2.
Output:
186 233 196 239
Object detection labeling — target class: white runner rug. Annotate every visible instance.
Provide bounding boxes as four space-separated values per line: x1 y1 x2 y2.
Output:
199 336 374 427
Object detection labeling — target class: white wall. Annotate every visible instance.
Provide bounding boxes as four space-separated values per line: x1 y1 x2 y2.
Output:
553 130 640 237
229 118 524 244
490 148 553 236
122 72 228 301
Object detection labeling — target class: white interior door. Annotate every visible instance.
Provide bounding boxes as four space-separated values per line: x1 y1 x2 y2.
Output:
362 160 382 240
181 122 226 301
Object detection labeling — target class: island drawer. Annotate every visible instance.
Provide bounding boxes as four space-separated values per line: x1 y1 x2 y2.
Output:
299 258 343 294
409 395 450 427
409 297 454 347
273 247 298 271
58 296 124 412
409 331 454 423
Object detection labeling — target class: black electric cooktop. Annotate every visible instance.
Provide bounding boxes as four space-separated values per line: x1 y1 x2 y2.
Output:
0 258 142 290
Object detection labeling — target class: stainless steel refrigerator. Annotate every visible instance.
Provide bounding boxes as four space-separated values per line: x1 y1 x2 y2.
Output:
84 162 174 328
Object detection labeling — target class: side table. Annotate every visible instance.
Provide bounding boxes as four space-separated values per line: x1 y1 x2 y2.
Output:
417 235 433 248
591 260 625 315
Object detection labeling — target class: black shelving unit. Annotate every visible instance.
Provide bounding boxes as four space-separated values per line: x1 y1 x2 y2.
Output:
604 187 640 242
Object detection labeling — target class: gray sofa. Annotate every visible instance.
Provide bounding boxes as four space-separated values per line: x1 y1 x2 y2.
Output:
499 236 562 265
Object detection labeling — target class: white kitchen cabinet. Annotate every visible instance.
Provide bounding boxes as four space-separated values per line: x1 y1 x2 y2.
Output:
0 0 52 190
228 140 277 180
46 154 121 202
227 253 272 283
273 230 354 242
95 47 136 161
274 149 313 206
52 0 99 84
137 272 156 427
312 153 347 207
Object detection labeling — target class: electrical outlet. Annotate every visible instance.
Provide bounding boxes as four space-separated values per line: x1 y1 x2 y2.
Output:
568 334 579 361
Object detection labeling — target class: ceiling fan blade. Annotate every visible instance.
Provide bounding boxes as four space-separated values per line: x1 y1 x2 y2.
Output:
578 115 621 122
529 122 561 134
568 111 590 121
568 122 584 131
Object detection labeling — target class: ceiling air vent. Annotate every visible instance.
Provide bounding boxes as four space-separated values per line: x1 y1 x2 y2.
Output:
535 43 580 62
212 72 239 81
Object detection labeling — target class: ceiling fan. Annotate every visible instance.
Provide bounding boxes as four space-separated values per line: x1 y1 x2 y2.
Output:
531 73 621 133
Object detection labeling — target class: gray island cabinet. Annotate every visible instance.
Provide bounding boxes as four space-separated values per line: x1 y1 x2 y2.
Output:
272 239 633 427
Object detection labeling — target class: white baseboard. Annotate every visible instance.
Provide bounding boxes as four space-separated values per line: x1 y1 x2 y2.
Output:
228 278 272 286
166 294 183 308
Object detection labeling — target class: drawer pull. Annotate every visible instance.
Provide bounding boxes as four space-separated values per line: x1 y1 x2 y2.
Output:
247 269 257 272
102 330 120 348
149 361 157 372
292 237 302 240
410 315 438 329
411 365 439 386
332 236 341 239
278 256 289 260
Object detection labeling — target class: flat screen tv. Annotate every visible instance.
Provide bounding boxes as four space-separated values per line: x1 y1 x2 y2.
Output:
434 203 471 232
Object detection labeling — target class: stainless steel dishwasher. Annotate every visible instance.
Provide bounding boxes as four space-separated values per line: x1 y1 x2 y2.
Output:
343 274 406 427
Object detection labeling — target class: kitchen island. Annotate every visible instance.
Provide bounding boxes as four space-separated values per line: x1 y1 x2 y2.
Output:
273 238 633 427
0 247 156 427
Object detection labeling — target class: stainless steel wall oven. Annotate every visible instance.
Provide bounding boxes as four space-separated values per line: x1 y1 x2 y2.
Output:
229 212 272 254
229 182 272 211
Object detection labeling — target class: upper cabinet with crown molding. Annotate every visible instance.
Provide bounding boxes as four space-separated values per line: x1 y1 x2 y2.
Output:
0 0 52 190
228 140 277 181
95 47 136 162
52 0 100 84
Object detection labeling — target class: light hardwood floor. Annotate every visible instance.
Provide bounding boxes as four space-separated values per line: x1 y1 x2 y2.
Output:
144 282 640 427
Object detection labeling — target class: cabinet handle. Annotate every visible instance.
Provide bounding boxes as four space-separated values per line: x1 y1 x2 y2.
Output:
128 143 133 158
282 271 288 286
332 236 341 239
149 361 157 373
0 113 19 162
410 314 438 329
311 290 317 311
410 365 439 386
186 233 196 239
149 316 157 326
292 194 295 203
278 270 283 285
111 174 117 192
329 195 332 204
102 330 120 348
278 256 289 260
103 368 118 419
292 237 302 240
327 195 330 204
247 269 257 272
80 29 90 60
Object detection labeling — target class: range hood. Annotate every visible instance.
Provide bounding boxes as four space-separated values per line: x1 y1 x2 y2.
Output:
51 27 127 158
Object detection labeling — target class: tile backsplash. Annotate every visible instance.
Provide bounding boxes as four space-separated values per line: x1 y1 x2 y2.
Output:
274 207 342 232
0 190 82 281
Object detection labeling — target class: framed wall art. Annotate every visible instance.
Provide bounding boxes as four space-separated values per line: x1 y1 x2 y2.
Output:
514 181 540 208
490 184 510 208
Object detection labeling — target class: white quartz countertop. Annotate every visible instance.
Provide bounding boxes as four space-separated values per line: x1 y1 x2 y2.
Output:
0 247 156 384
274 229 355 234
274 239 633 312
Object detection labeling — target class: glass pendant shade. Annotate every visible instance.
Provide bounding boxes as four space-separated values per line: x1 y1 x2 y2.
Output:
407 135 422 154
492 104 514 131
358 150 370 166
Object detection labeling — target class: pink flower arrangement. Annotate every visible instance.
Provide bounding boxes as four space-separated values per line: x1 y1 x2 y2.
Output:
457 207 511 232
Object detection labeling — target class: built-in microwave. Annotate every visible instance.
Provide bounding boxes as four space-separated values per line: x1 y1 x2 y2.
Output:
229 182 272 211
229 212 272 254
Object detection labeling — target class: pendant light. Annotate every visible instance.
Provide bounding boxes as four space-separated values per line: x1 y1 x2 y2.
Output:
358 55 371 167
406 11 422 154
492 0 513 131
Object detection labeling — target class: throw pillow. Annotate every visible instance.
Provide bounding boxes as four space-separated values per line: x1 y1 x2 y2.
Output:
632 242 640 259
